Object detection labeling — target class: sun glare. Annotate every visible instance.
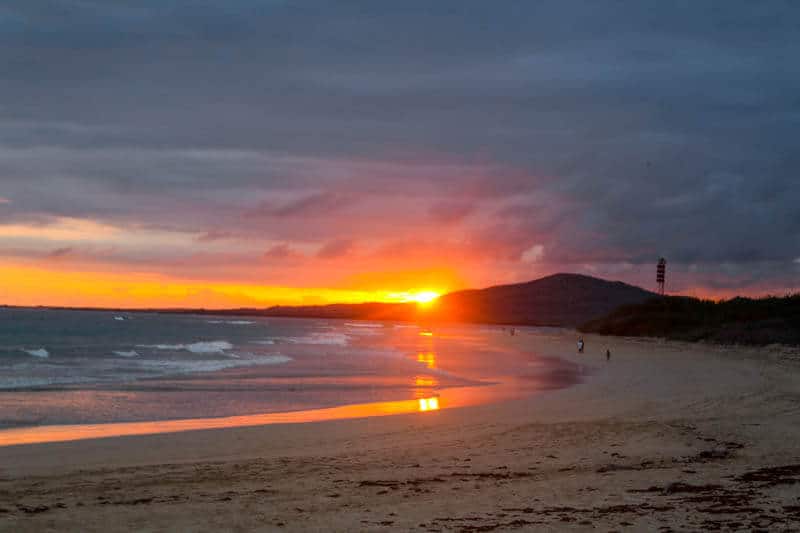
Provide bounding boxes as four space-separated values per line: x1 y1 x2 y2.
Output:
418 397 440 412
384 290 441 305
409 291 440 304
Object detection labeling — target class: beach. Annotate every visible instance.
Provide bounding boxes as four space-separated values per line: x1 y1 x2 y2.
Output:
2 330 800 531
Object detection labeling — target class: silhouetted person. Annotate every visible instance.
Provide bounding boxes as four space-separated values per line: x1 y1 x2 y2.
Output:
578 338 584 353
606 349 611 361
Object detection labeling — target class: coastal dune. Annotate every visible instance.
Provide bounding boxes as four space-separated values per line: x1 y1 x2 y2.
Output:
2 331 800 531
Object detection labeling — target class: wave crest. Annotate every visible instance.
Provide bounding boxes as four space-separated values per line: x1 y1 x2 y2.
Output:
137 341 234 354
279 333 349 346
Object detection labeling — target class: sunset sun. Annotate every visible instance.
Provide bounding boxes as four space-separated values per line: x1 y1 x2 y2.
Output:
384 290 442 305
408 291 441 305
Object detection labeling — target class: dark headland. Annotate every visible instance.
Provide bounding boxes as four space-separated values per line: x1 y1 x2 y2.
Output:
217 273 657 327
162 274 800 346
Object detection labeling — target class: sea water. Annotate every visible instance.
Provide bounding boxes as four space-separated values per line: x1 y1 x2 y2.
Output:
0 308 579 429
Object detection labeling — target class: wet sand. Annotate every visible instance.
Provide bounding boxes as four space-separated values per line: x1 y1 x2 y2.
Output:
2 330 800 531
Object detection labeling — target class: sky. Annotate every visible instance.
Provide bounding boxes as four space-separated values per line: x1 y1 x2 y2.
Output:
1 1 799 308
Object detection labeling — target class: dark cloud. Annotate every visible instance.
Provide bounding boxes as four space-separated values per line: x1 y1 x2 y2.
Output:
45 246 74 259
0 1 798 293
316 239 355 259
262 244 303 262
429 201 476 224
254 193 356 219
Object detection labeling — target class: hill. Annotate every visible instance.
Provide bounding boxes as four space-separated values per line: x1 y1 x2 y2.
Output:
216 273 655 327
428 273 657 327
204 273 656 327
579 294 800 345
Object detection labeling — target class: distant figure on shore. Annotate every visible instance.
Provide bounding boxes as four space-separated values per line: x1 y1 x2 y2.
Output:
578 338 584 353
510 328 516 336
606 349 611 361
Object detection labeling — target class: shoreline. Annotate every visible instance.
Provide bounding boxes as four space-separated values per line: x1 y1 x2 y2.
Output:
0 381 533 447
2 331 800 530
0 323 583 445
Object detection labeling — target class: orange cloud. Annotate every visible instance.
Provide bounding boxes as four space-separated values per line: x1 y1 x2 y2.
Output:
0 217 117 241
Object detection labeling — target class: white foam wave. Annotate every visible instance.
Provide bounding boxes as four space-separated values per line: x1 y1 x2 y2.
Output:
137 341 234 354
279 332 349 346
346 330 381 337
345 322 383 328
253 339 275 345
206 320 255 325
113 350 140 358
137 354 292 374
24 348 49 358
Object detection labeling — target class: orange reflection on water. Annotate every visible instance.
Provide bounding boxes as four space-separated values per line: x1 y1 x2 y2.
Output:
417 351 436 368
419 331 433 337
414 376 437 387
418 397 440 412
0 385 511 447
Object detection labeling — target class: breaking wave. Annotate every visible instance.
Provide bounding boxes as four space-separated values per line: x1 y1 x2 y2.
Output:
278 332 349 346
136 354 292 374
137 341 234 354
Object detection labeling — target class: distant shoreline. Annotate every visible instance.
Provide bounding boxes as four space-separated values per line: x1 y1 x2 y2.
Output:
4 272 797 346
0 273 658 329
0 303 569 328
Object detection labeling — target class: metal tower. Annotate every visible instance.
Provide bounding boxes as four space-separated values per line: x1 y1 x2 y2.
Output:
656 258 666 295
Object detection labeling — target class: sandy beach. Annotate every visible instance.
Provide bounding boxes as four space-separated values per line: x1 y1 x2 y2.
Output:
2 330 800 531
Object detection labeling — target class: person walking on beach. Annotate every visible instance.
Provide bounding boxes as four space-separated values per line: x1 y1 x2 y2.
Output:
578 338 584 353
606 349 611 361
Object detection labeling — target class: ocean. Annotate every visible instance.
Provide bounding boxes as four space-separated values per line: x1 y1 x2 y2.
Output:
0 308 580 432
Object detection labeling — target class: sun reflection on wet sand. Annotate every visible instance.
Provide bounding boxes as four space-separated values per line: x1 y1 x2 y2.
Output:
418 397 440 411
0 383 527 447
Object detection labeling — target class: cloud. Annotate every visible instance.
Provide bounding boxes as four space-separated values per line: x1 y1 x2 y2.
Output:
316 239 355 259
0 1 797 296
428 201 476 224
196 230 235 243
259 193 355 219
263 244 303 262
521 244 545 263
44 246 74 260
